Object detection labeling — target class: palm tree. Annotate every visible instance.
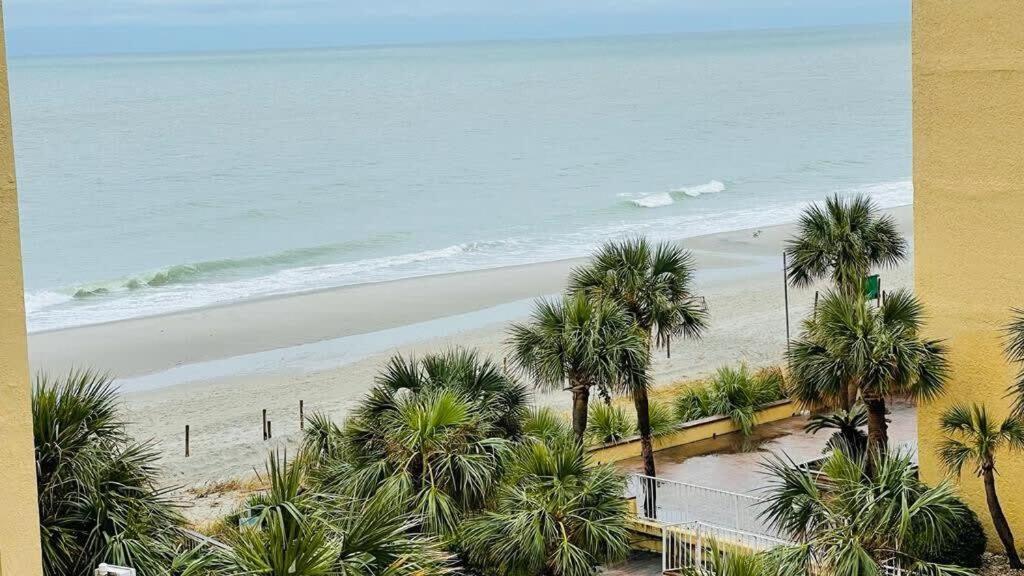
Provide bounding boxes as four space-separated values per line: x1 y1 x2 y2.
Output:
787 289 949 454
329 388 509 538
785 194 907 295
803 403 868 457
209 452 453 575
460 436 629 576
760 447 971 576
366 348 530 438
1006 308 1024 417
570 238 706 476
33 370 185 576
938 403 1024 569
507 293 648 444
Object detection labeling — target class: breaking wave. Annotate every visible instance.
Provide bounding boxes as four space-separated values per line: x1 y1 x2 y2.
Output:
622 180 727 208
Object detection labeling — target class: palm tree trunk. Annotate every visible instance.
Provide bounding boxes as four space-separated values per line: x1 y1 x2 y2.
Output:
863 391 888 458
634 389 656 477
845 380 858 412
634 387 659 518
984 466 1023 569
570 382 590 445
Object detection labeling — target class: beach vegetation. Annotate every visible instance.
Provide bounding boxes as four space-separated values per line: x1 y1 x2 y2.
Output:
586 402 633 444
323 386 509 538
33 370 186 576
202 452 453 576
787 289 949 454
760 447 972 576
570 237 707 477
803 403 868 457
909 504 987 570
937 402 1024 569
672 365 787 436
522 406 573 443
785 193 907 295
460 435 630 576
680 539 776 576
508 293 648 444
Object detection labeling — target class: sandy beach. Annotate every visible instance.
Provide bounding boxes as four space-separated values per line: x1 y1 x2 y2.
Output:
27 206 914 490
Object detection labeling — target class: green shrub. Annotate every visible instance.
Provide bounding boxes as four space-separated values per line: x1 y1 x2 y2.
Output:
674 385 714 422
910 503 987 569
644 400 679 438
522 406 572 442
586 402 634 444
671 365 788 436
33 370 185 576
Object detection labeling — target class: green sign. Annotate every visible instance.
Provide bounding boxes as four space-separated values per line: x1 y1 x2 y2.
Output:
864 275 880 300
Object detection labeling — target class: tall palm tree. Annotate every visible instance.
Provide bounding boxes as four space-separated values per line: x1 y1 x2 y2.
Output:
785 194 907 295
938 403 1024 569
1006 308 1024 417
787 289 949 454
460 436 629 576
760 448 970 576
507 293 648 444
33 370 185 576
569 238 706 476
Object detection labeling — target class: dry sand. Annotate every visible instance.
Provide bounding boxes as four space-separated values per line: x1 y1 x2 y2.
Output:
27 206 915 493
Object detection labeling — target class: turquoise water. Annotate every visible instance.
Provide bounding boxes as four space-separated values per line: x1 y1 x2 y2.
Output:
9 24 910 332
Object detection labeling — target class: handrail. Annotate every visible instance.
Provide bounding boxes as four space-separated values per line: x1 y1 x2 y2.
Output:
629 474 765 503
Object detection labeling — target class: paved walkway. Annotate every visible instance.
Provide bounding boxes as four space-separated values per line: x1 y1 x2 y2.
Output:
616 400 917 495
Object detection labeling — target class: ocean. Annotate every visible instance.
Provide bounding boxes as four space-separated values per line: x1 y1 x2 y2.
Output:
10 24 911 333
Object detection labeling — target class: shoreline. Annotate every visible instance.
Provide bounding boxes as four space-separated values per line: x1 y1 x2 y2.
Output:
27 213 825 379
27 205 914 489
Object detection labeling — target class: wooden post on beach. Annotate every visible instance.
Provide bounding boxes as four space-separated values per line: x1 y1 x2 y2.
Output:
262 409 268 441
185 425 190 457
783 252 791 352
267 421 272 440
299 400 304 431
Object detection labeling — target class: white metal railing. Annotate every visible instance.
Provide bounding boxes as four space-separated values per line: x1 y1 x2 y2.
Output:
661 521 789 574
627 474 781 537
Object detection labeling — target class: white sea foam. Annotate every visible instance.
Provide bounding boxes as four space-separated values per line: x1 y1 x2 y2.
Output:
24 290 73 314
841 180 913 208
621 179 727 208
628 192 675 208
674 179 726 197
25 179 913 332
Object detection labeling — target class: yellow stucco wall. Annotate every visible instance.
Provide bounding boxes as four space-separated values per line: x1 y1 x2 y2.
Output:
0 3 43 574
914 0 1024 550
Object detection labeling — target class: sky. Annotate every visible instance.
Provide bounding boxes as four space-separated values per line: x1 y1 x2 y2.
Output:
4 0 910 57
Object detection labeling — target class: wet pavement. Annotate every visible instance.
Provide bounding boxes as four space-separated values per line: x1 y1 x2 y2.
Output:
616 399 917 495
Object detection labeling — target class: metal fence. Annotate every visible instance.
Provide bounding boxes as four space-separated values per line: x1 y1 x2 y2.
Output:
627 474 781 538
661 521 788 574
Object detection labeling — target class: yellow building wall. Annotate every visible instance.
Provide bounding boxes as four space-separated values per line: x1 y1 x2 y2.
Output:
0 3 44 574
914 0 1024 550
